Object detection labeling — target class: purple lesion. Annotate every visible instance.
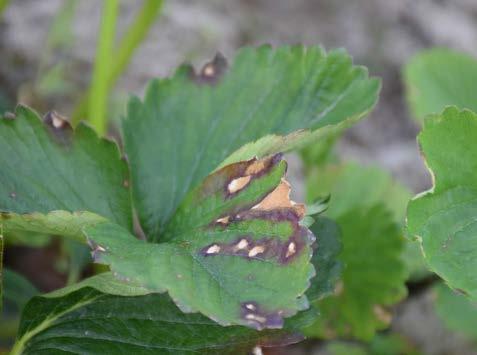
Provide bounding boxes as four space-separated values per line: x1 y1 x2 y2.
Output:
199 213 312 265
240 301 293 330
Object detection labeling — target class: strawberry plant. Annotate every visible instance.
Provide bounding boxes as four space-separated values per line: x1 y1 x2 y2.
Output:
405 48 477 346
0 45 382 353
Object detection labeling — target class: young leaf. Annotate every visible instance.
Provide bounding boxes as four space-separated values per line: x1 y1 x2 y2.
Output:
407 106 477 300
0 106 132 230
84 155 315 330
123 45 380 240
404 48 477 122
12 273 302 355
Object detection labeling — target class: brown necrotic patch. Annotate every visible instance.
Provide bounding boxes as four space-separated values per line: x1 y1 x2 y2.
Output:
189 53 228 85
43 111 73 146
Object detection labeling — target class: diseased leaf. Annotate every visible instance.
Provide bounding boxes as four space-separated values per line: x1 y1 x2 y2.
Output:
12 273 302 355
404 48 477 122
0 106 132 230
434 282 477 341
124 45 380 240
84 155 315 329
305 164 407 340
407 106 477 300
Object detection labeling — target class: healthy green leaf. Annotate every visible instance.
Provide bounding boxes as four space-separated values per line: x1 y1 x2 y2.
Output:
2 269 38 313
306 216 342 302
305 205 406 340
434 282 477 341
306 163 410 221
12 273 301 355
84 155 315 329
407 106 477 300
1 269 38 344
305 164 407 340
124 45 380 240
1 211 105 243
0 106 132 230
326 334 420 355
404 48 477 122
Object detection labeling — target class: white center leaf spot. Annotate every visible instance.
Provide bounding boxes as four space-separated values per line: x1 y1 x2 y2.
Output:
216 216 230 224
245 313 266 323
237 239 249 249
286 242 296 258
203 64 215 77
227 176 251 194
248 246 265 257
206 244 221 254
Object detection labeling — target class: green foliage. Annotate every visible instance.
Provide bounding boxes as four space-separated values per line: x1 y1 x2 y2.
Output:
0 106 131 229
434 283 477 341
326 334 420 355
407 107 477 300
1 269 38 341
305 164 407 340
84 155 315 329
307 217 342 302
124 45 380 240
12 273 299 355
307 205 406 340
2 269 38 313
404 48 477 122
72 0 164 127
0 45 380 351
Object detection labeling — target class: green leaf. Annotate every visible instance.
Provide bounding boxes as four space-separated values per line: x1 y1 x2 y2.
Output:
0 106 132 230
1 211 106 243
124 45 380 239
305 205 406 340
326 334 421 355
2 269 38 313
407 106 477 300
12 273 301 355
305 164 407 340
1 269 38 342
84 155 315 329
306 163 410 221
434 282 477 341
404 48 477 122
306 162 428 281
306 217 342 302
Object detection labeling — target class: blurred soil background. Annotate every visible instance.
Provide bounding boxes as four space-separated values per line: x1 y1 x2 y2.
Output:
1 1 477 354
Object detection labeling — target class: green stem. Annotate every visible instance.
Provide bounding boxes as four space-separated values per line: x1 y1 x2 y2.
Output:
88 0 119 135
0 0 9 16
73 0 163 126
110 0 163 83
